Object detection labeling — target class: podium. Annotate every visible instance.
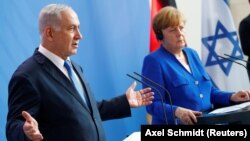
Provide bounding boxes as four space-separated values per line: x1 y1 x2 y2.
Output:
124 103 250 140
196 105 250 125
123 132 140 141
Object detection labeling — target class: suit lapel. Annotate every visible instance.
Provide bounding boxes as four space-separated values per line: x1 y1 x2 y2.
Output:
71 61 93 112
33 51 90 112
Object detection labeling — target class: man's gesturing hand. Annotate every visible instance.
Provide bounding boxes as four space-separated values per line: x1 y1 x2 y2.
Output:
22 111 43 141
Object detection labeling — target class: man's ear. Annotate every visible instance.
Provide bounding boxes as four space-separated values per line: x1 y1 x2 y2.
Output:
44 26 54 41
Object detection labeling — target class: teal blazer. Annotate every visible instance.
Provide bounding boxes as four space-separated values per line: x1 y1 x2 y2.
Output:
142 46 233 124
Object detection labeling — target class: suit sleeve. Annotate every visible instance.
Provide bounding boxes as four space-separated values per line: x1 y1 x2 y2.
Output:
97 95 131 121
239 18 250 56
6 75 40 141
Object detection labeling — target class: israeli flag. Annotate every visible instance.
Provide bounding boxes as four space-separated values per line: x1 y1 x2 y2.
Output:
201 0 250 91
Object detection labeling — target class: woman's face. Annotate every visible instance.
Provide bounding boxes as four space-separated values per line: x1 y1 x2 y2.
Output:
161 22 186 52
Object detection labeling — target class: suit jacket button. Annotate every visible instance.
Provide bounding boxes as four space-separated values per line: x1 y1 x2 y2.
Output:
199 93 203 98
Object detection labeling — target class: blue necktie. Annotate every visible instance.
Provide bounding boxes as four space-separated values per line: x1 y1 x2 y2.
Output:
64 60 89 108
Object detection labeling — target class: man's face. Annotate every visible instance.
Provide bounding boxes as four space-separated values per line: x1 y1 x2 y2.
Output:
53 9 82 60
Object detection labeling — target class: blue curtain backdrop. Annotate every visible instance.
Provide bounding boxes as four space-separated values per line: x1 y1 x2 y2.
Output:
0 0 150 141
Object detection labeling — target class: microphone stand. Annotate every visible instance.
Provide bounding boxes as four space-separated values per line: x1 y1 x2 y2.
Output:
217 55 247 69
133 72 177 125
126 74 168 125
224 54 250 64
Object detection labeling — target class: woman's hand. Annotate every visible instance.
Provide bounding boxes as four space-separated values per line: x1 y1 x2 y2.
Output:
230 90 250 102
175 107 202 125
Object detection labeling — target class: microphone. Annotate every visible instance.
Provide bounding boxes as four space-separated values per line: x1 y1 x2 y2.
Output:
224 54 250 64
133 72 177 125
217 55 247 69
126 74 168 125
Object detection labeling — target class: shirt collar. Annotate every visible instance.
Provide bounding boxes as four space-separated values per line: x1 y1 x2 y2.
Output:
38 44 70 71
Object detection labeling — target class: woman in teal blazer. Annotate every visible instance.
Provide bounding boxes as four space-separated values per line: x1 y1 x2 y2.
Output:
142 6 250 125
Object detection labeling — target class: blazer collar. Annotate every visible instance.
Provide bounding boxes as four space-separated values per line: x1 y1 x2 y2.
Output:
33 49 91 112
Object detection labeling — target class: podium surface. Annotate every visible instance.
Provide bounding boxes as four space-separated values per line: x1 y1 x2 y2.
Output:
123 132 140 141
196 104 250 125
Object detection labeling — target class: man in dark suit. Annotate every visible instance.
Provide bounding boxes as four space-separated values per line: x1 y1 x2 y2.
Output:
6 4 154 141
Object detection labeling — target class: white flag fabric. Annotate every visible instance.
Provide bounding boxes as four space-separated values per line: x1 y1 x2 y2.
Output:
201 0 250 91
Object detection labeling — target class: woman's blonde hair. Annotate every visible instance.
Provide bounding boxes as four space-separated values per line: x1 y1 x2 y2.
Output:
152 6 186 37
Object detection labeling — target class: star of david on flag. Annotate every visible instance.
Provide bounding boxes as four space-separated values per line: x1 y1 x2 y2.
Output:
202 20 243 76
201 0 249 91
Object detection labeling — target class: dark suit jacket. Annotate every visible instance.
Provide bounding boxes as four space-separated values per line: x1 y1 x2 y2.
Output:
239 14 250 79
239 14 250 57
6 49 131 141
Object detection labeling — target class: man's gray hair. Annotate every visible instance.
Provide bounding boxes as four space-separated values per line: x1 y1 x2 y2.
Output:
38 4 73 35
